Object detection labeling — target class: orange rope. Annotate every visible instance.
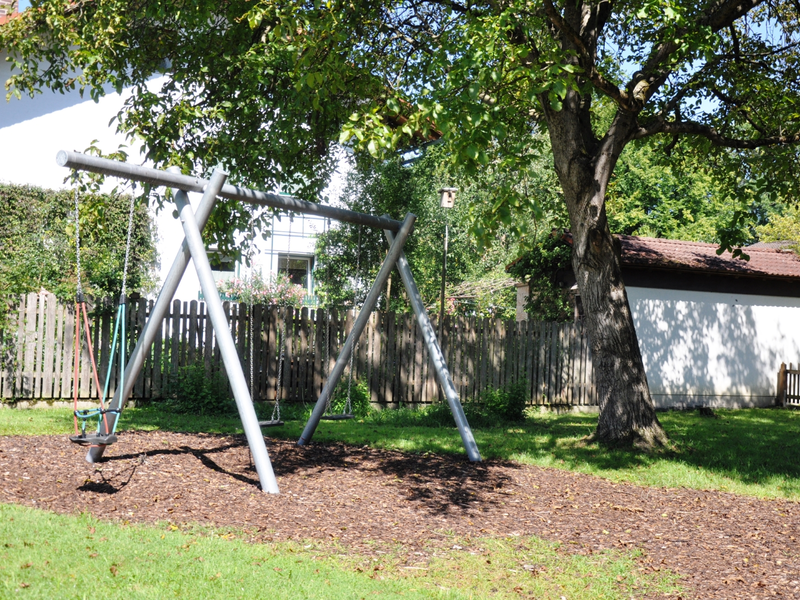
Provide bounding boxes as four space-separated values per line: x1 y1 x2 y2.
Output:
79 302 109 434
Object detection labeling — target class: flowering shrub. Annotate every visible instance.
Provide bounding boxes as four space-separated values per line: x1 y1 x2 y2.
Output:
217 271 305 308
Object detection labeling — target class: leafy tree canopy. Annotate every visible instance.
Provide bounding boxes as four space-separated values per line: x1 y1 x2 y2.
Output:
6 0 800 447
756 204 800 254
507 233 574 322
0 183 158 305
314 144 564 317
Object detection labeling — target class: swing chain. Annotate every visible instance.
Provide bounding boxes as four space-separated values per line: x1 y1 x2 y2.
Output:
274 309 286 418
74 189 83 299
120 185 137 297
323 309 332 413
344 227 363 416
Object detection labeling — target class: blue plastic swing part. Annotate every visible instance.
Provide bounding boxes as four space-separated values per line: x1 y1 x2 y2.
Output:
69 296 127 447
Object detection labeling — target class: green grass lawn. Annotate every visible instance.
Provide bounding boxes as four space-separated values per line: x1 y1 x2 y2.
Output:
3 404 797 500
0 503 678 599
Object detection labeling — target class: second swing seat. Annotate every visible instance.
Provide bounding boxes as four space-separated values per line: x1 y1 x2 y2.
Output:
320 414 355 421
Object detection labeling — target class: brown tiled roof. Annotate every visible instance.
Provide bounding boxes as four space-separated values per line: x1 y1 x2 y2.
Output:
618 235 800 279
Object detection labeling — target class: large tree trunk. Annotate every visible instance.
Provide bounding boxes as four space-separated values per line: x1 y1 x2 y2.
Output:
547 105 668 450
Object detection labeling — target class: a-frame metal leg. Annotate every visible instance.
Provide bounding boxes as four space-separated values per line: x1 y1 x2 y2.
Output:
172 179 279 494
297 213 417 446
86 170 228 464
384 229 482 462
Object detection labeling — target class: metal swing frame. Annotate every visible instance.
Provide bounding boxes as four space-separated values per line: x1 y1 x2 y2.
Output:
56 150 482 496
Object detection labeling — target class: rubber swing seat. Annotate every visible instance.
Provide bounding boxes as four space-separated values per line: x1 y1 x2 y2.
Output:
258 420 284 428
320 414 355 421
69 433 118 446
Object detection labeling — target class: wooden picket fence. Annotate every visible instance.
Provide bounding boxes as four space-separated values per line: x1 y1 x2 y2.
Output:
777 362 800 407
0 292 597 407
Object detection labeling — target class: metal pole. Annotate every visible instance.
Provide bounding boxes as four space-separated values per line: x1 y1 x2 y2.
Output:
298 213 417 446
439 219 448 344
85 169 228 464
57 151 403 232
384 230 482 462
437 219 449 404
172 179 280 494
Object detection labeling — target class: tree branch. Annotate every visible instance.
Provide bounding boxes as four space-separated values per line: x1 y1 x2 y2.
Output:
628 0 766 110
541 0 630 109
633 119 800 148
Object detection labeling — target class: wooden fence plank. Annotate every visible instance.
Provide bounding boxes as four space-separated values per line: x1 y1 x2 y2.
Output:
383 312 395 407
187 300 198 365
463 316 475 403
298 307 309 402
368 311 380 405
311 309 326 401
40 294 57 398
20 292 38 398
31 293 46 398
170 299 181 380
52 299 66 399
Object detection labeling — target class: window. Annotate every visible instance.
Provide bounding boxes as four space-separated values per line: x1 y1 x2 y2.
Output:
208 250 235 272
278 255 313 290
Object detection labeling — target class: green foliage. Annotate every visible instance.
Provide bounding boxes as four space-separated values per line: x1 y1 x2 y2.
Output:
605 138 780 252
330 376 372 418
755 204 800 254
371 380 530 427
0 183 158 304
315 147 561 315
507 235 573 322
161 360 235 417
481 379 529 422
446 274 518 320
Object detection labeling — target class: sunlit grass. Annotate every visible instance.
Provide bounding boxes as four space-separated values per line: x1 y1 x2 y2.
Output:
0 503 681 599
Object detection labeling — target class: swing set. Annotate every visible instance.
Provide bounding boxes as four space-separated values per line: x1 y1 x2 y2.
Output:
57 150 481 495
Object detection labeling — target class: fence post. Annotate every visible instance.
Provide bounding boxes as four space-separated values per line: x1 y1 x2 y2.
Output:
777 362 787 406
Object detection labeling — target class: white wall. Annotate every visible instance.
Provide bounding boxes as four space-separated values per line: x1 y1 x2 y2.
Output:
627 286 800 408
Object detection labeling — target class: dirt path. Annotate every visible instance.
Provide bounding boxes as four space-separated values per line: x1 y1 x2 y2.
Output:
1 431 798 598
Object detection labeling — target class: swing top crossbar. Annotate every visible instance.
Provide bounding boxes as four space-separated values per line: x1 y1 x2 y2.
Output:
57 151 404 232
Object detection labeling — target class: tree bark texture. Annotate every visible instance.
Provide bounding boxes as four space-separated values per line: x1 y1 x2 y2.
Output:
545 95 668 450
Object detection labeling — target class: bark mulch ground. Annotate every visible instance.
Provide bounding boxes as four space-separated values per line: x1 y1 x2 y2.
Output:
1 430 799 598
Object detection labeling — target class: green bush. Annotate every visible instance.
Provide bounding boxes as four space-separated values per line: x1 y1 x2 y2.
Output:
330 376 372 417
161 360 236 416
482 379 529 421
364 380 529 428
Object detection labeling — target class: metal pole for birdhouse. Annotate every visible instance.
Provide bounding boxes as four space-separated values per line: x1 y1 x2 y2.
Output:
437 188 457 400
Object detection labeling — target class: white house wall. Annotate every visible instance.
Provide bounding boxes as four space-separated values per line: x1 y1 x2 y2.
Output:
627 286 800 409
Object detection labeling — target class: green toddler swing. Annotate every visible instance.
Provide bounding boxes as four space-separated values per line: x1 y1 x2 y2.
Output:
69 189 136 447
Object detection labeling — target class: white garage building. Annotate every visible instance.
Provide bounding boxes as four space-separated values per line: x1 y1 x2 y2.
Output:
620 236 800 409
